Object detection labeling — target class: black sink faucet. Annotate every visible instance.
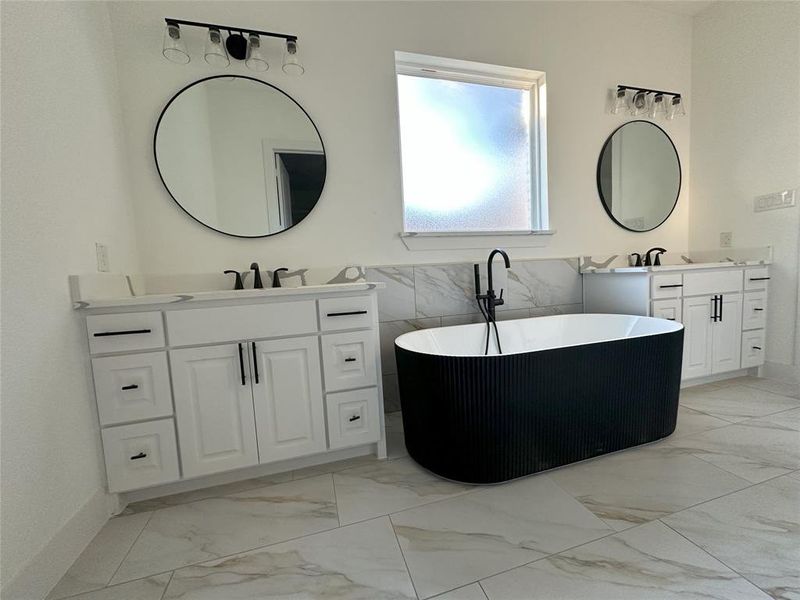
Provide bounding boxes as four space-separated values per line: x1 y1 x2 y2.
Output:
644 247 667 266
250 262 263 289
272 268 289 288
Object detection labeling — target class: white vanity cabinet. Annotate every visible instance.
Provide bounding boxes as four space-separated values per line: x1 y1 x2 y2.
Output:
80 285 385 494
584 265 769 382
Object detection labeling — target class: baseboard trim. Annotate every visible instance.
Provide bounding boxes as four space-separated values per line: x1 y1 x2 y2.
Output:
1 488 112 600
762 361 800 383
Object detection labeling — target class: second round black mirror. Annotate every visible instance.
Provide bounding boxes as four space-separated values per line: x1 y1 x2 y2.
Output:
597 120 680 232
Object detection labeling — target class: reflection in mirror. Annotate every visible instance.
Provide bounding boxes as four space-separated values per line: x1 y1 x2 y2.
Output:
597 120 680 232
155 76 325 238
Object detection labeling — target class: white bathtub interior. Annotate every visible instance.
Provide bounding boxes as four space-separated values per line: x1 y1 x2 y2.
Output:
395 313 684 357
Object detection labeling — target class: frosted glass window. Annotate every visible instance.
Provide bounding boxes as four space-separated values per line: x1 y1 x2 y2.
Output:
397 74 533 232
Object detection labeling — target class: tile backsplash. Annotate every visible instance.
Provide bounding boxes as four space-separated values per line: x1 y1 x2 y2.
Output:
368 258 583 412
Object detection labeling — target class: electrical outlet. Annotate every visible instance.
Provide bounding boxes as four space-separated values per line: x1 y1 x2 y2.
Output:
720 231 732 248
95 243 110 272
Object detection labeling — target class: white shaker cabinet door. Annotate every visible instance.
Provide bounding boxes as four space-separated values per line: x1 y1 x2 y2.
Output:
711 293 743 374
682 295 713 379
170 344 259 478
250 336 326 463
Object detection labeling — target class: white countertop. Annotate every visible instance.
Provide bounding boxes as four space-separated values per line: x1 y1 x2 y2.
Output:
73 282 384 310
581 260 771 275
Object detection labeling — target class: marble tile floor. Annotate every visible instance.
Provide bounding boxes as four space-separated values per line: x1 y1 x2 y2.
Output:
48 376 799 600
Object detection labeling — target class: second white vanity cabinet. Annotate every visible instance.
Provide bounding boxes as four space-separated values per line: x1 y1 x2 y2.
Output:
79 284 385 495
584 264 769 382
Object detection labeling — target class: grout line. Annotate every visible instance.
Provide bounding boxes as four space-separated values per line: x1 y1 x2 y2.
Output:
477 580 490 599
658 521 775 599
388 514 421 600
158 571 175 600
106 510 155 586
330 472 342 528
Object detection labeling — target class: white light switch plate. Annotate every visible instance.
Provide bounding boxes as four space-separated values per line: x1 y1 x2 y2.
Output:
754 189 797 212
720 232 732 248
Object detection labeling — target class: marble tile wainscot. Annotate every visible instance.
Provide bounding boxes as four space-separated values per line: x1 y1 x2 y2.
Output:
367 258 583 413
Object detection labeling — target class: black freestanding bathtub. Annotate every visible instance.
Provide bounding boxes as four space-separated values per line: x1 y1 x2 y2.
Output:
395 314 684 484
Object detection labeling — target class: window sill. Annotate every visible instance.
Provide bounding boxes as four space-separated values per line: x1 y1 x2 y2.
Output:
400 230 556 251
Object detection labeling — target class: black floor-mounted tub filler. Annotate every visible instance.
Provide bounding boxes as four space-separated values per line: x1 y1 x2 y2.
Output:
395 313 684 484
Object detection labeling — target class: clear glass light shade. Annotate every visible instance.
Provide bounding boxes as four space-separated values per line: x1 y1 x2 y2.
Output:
282 39 304 75
204 28 230 67
629 90 649 116
666 96 686 120
245 34 269 71
162 23 190 64
648 94 667 119
611 89 627 114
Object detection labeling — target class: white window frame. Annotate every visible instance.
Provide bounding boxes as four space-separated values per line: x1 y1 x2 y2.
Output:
395 51 551 245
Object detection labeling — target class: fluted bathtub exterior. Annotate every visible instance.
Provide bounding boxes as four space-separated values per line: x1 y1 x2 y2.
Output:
395 314 684 484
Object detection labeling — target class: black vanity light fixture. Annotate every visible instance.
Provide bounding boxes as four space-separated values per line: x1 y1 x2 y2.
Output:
162 18 304 75
611 84 685 120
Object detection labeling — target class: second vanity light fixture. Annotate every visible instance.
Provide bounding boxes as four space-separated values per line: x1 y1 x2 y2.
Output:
162 18 304 75
610 84 686 120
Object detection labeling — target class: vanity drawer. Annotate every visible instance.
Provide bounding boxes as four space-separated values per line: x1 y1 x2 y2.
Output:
741 330 766 368
744 267 770 290
101 419 180 492
326 387 380 450
92 352 173 426
87 312 165 355
683 270 743 296
318 296 373 331
321 330 377 392
651 298 682 322
166 301 317 346
651 274 684 299
742 291 767 330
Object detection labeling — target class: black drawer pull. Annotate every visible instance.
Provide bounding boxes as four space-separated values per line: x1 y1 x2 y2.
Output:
658 284 683 288
752 346 762 350
326 310 368 317
754 308 764 311
93 329 151 337
348 414 361 422
130 452 147 460
749 277 770 281
121 384 139 391
344 357 357 362
666 318 676 321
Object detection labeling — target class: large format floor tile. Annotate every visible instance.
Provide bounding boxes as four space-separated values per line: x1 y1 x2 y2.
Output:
666 418 800 483
680 384 800 423
480 521 770 600
548 446 750 531
391 475 612 599
62 575 172 600
163 517 416 599
334 457 471 525
47 511 152 599
112 474 338 584
435 583 489 600
719 376 799 400
674 406 731 438
663 475 800 600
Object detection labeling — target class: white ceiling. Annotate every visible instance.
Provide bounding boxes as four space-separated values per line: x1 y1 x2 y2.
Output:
645 1 716 16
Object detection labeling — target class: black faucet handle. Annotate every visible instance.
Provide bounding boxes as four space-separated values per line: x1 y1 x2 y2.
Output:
224 270 244 290
654 249 666 266
630 253 643 267
272 268 289 288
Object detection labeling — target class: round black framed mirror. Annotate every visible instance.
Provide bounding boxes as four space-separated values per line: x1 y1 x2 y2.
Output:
154 75 326 238
596 120 680 232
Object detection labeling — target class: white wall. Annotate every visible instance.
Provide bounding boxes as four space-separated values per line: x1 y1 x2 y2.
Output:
107 1 692 273
0 2 140 596
690 1 800 377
